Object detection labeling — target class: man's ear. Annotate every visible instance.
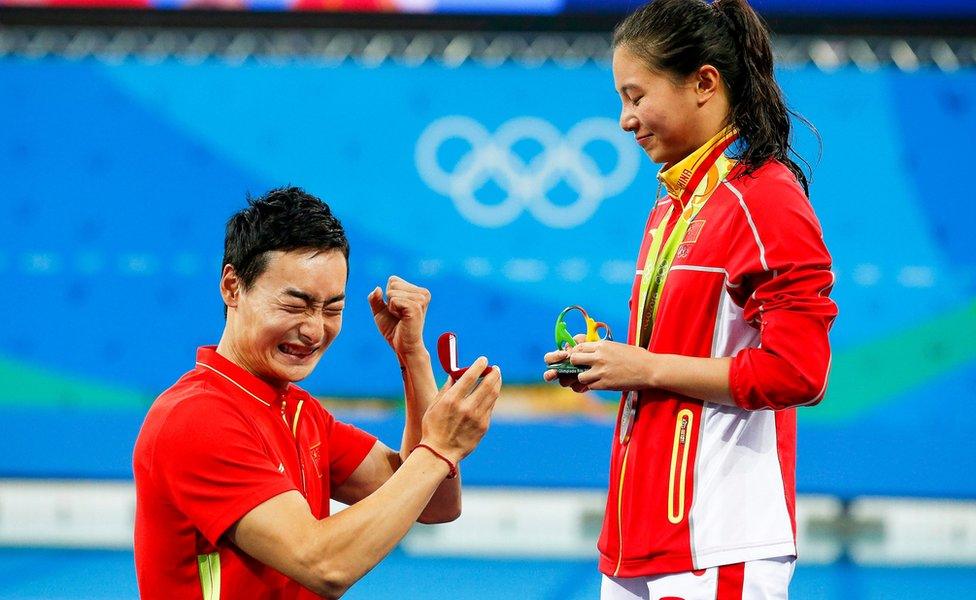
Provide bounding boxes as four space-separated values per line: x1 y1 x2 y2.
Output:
220 264 241 310
695 64 722 105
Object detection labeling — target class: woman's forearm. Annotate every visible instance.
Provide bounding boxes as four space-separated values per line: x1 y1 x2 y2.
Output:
647 353 735 406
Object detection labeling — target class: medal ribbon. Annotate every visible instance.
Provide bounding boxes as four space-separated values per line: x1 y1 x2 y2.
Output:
635 129 738 348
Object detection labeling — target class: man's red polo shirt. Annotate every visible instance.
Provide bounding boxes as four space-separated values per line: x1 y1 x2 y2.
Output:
133 346 377 599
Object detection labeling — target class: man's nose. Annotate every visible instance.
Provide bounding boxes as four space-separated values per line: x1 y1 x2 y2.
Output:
298 314 325 345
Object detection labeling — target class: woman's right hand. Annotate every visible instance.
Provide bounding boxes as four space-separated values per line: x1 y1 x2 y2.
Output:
542 334 590 393
419 357 502 465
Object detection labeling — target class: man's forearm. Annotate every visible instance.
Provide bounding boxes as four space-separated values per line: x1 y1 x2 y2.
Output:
398 349 462 522
398 349 436 456
288 450 451 598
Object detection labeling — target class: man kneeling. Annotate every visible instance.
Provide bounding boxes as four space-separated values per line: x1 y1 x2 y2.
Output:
133 187 502 599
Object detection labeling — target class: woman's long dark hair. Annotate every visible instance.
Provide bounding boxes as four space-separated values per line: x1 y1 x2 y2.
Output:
613 0 816 194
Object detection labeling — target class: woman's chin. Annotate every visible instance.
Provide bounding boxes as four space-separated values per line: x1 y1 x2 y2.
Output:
644 144 668 164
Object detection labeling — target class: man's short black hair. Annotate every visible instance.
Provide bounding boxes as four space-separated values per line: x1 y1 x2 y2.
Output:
223 186 349 292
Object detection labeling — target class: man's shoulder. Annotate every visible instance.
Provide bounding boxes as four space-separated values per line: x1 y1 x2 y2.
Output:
138 368 244 446
153 368 229 415
135 369 228 478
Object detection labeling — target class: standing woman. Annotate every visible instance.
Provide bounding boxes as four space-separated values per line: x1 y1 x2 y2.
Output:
544 0 837 598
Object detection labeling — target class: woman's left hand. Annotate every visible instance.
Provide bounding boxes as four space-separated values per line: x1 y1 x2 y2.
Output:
570 340 657 391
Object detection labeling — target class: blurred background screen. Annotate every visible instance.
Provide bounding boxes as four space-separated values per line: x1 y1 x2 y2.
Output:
0 0 974 17
0 0 974 598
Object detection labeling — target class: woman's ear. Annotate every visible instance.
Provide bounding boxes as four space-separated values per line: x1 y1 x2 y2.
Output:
695 64 722 105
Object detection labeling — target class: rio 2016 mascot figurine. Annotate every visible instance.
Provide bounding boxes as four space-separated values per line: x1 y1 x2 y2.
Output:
550 305 612 375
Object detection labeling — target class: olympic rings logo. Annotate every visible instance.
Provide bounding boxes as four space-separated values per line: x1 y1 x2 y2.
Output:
415 116 641 229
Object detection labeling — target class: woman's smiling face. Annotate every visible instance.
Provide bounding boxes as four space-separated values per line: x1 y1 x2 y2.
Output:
612 45 705 166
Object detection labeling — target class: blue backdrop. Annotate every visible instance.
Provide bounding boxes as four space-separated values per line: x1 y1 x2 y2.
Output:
1 56 974 497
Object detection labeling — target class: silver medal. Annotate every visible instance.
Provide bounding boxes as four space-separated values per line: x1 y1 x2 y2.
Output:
619 391 637 445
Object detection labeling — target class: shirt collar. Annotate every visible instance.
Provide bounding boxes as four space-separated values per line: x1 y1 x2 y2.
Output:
657 126 739 207
195 345 288 408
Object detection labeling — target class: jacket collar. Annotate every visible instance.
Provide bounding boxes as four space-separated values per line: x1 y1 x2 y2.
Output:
194 345 287 408
657 126 739 209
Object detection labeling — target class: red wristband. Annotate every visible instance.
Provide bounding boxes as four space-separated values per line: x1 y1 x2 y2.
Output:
413 444 458 479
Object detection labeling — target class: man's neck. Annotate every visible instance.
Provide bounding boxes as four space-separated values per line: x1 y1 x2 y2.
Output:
216 331 288 391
